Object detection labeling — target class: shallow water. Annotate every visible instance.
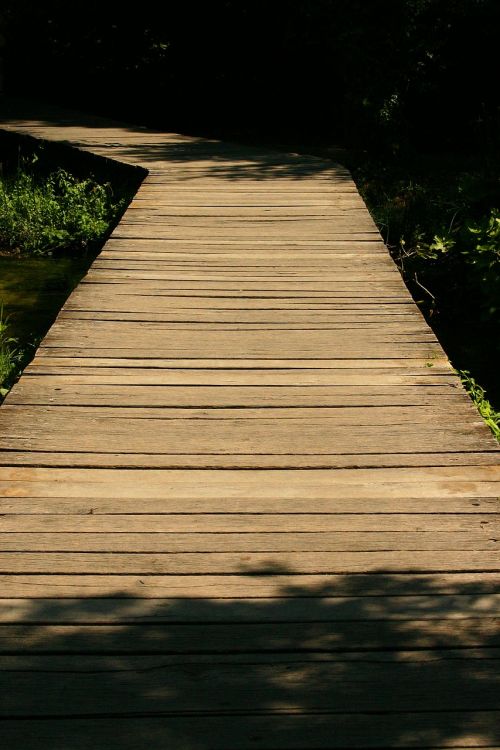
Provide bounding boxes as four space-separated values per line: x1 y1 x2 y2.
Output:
0 253 89 361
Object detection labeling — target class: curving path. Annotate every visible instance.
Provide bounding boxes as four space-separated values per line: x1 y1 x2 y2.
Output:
0 101 499 749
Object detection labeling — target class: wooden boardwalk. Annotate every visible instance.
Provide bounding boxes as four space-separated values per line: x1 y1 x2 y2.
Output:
0 102 499 749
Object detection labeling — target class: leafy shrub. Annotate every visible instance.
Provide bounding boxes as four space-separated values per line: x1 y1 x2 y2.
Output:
0 166 125 255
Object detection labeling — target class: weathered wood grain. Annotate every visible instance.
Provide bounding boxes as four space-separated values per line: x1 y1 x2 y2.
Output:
2 714 500 750
0 101 499 749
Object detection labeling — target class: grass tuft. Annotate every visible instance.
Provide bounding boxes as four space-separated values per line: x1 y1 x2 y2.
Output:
0 306 22 397
459 369 500 441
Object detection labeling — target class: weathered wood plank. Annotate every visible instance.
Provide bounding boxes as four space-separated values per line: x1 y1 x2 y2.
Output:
2 530 498 552
1 571 499 599
1 498 498 514
0 596 500 624
3 618 500 651
8 382 469 408
0 451 497 468
1 512 497 532
0 465 498 493
2 713 499 750
1 550 500 573
1 651 499 716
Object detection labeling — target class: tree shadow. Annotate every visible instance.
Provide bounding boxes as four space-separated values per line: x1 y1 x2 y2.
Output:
1 567 500 748
0 98 499 749
90 138 351 182
0 97 350 181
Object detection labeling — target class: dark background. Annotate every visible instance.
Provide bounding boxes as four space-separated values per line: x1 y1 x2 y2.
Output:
2 0 499 151
1 0 500 406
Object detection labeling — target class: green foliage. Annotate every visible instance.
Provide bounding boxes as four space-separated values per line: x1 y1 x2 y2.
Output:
419 234 456 260
400 206 500 324
354 156 500 308
464 210 500 317
0 307 21 396
468 209 500 261
459 370 500 441
0 165 125 256
352 153 500 408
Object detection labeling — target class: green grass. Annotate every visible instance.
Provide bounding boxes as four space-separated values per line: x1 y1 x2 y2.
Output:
0 307 21 397
0 164 126 256
459 370 500 441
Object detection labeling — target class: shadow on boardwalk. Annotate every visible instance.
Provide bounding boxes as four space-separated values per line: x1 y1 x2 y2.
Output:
0 98 349 181
100 138 350 181
2 569 499 748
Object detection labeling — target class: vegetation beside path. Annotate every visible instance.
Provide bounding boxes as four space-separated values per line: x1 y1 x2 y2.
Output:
0 135 498 441
348 151 500 440
0 147 135 397
0 156 127 257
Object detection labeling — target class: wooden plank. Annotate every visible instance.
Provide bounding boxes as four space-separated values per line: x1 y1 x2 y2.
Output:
102 238 391 259
1 513 497 532
63 298 422 313
53 280 417 296
121 209 374 221
0 451 497 469
0 404 479 422
8 382 470 408
112 227 380 240
0 421 491 458
2 396 481 417
76 276 410 290
2 531 498 552
3 618 500 651
2 550 500 573
126 204 367 213
25 359 454 373
1 651 499 716
35 352 442 369
59 312 428 325
0 465 498 492
47 323 433 333
1 497 498 515
3 598 500 627
0 405 492 458
1 712 499 750
139 179 360 189
33 351 448 367
83 269 405 282
129 197 367 207
117 217 379 231
1 571 499 599
107 236 384 247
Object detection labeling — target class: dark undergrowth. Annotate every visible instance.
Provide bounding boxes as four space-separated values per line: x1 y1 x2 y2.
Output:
348 148 500 435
